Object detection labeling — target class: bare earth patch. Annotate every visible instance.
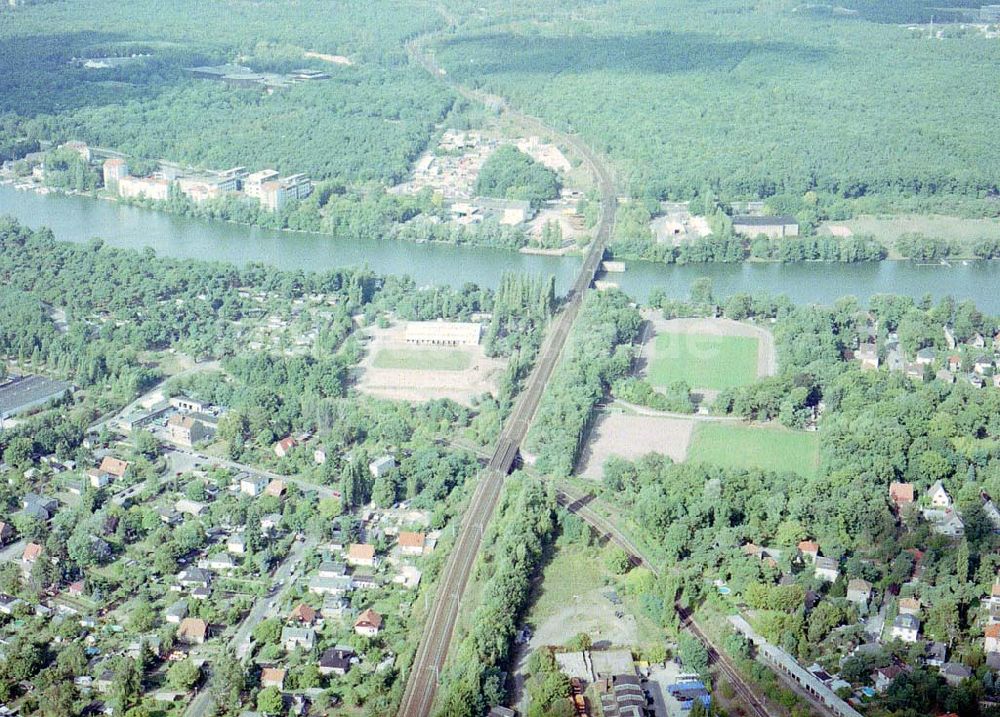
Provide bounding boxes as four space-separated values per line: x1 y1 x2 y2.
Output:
576 412 695 479
354 323 505 405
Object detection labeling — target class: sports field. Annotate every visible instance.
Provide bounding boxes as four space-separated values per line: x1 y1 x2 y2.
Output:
687 423 820 478
648 334 759 390
372 348 473 371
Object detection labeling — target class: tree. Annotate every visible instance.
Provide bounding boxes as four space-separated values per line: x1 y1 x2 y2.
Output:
38 681 77 717
678 634 709 673
167 659 201 692
209 651 246 716
256 686 284 715
110 658 142 716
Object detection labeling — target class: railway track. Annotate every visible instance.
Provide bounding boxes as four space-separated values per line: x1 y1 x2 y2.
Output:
397 39 617 717
555 487 772 717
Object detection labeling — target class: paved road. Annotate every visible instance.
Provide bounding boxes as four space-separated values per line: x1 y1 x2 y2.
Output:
182 537 312 717
165 445 339 499
397 31 619 717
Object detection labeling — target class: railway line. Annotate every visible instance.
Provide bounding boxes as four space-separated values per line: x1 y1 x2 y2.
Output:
555 487 773 717
397 39 618 717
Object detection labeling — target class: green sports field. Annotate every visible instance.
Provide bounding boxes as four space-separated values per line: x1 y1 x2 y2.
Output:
687 423 820 478
647 333 759 390
372 348 472 371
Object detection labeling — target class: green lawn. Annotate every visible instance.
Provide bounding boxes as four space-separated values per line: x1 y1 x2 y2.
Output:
687 423 820 478
372 348 472 371
648 333 758 390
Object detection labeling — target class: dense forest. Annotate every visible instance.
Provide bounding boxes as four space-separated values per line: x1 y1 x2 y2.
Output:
434 0 1000 211
0 0 453 184
475 146 561 207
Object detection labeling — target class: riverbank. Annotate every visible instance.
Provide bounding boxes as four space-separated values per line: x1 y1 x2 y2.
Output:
4 182 1000 311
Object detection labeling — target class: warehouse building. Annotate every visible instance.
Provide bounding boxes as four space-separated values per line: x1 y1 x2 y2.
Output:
0 375 72 420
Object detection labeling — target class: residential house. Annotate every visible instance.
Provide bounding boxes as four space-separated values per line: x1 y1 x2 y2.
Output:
281 626 315 652
318 647 354 676
67 579 85 597
814 557 840 583
177 618 208 645
260 667 285 690
313 446 327 465
873 665 904 693
985 623 1000 654
99 456 129 480
22 542 43 564
846 579 872 607
176 499 207 517
947 355 962 372
198 553 236 572
227 534 246 555
984 499 1000 533
856 343 879 370
923 508 964 537
289 603 318 625
264 479 286 498
898 597 920 616
890 614 920 643
321 595 351 619
273 437 296 458
354 608 383 637
317 561 347 578
940 663 972 687
347 543 377 568
943 325 957 350
165 599 188 624
924 642 947 668
351 572 379 590
889 482 914 510
191 585 211 600
240 474 267 497
309 575 353 596
166 415 208 447
260 513 282 533
86 468 112 489
0 594 23 615
927 480 952 508
915 347 937 365
798 540 820 562
398 531 426 557
974 356 994 375
368 455 395 478
393 564 422 589
177 568 211 589
22 493 58 521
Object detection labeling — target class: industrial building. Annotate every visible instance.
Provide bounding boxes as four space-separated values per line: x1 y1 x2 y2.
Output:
0 375 72 420
732 214 799 239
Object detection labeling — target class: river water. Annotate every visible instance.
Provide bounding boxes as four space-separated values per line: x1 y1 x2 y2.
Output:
3 184 999 311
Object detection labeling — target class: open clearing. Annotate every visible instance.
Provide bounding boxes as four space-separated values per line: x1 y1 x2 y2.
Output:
576 411 695 479
826 214 1000 243
355 323 504 405
687 423 820 478
372 348 472 371
639 315 776 394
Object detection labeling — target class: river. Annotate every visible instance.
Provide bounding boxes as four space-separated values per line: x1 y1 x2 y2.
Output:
3 184 1000 311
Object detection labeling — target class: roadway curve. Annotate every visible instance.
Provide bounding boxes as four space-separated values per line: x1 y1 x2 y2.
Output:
397 38 618 717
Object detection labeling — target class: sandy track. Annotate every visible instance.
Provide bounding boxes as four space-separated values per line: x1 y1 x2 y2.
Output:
354 324 505 405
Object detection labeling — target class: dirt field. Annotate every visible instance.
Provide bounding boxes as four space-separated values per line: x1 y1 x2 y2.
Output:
576 411 695 479
639 313 777 380
353 323 505 405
